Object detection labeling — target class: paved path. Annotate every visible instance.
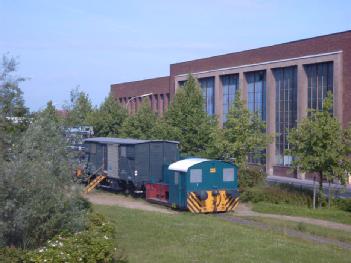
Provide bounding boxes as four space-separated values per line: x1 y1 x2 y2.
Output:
85 191 176 214
267 175 351 198
234 203 351 232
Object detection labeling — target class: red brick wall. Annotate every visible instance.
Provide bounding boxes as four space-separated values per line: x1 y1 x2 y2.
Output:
170 30 351 126
110 76 170 98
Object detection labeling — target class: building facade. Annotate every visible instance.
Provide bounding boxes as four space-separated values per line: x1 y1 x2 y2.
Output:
111 30 351 178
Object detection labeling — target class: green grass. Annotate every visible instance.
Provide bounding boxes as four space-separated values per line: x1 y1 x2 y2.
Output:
244 216 351 244
251 202 351 225
94 205 350 263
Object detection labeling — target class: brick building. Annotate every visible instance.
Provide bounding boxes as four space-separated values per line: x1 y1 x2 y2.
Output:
111 30 351 178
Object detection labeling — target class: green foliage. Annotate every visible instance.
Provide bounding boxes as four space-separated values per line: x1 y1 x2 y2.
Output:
0 54 27 118
0 113 90 249
163 75 217 157
335 198 351 212
87 95 127 137
63 87 93 126
209 91 270 167
0 54 29 159
288 92 351 191
240 185 312 207
120 99 162 139
41 100 61 124
238 167 266 190
0 213 127 263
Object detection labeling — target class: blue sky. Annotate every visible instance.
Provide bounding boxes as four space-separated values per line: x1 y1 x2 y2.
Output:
1 0 350 111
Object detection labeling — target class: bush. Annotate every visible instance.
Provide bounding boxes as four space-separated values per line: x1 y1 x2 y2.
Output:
335 198 351 212
0 114 91 249
240 185 313 207
0 213 127 263
238 167 266 190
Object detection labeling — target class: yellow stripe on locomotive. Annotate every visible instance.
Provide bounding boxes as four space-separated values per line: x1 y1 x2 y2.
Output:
187 190 239 213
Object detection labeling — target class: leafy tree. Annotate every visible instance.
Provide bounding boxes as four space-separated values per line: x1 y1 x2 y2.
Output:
63 87 93 127
0 54 29 159
164 75 217 157
288 92 351 208
0 54 27 118
87 95 127 137
120 99 160 139
0 112 90 249
209 90 270 168
41 100 61 124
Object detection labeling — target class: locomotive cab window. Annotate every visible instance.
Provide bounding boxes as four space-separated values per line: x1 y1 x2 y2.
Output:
174 171 179 185
223 168 234 182
120 146 127 157
90 144 96 154
190 169 202 183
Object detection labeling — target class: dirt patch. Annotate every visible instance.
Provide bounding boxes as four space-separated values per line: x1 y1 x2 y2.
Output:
84 191 177 214
234 203 351 232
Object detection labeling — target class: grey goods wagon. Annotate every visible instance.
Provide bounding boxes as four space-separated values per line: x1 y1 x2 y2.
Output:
83 137 179 193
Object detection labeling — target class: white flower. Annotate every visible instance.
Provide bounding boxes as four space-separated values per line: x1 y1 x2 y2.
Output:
104 235 109 240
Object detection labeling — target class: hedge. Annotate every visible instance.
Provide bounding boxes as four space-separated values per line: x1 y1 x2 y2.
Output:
0 213 127 263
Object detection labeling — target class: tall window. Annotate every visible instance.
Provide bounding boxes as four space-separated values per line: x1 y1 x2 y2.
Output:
246 71 266 120
198 77 215 115
274 66 297 166
305 62 333 110
221 74 239 123
178 80 187 87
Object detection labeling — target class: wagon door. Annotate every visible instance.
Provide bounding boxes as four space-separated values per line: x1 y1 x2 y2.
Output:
107 144 119 178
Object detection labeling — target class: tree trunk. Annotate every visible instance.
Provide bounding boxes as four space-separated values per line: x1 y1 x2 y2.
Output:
319 171 323 208
328 180 331 209
313 176 316 209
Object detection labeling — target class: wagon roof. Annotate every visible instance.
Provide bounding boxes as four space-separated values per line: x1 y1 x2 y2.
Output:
84 137 179 145
168 158 209 172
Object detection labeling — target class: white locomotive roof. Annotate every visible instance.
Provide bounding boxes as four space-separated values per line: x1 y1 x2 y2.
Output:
84 137 179 145
168 158 209 172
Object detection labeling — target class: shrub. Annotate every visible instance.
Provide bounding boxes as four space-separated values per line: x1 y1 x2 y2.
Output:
335 198 351 212
240 185 313 207
0 213 127 263
0 114 91 249
238 167 266 190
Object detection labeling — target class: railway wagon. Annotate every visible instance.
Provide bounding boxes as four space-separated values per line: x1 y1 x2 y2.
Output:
156 158 239 213
83 137 179 193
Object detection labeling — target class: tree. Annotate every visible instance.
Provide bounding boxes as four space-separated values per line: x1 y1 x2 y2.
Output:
164 75 217 157
86 95 127 137
0 54 27 118
209 90 270 168
0 54 29 159
0 112 90 249
120 99 160 139
63 87 93 127
41 100 61 124
288 92 351 208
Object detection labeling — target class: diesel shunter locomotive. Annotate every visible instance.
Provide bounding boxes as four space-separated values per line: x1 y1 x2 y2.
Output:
79 137 239 213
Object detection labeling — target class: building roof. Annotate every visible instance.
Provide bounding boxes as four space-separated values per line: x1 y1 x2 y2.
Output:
168 158 209 172
84 137 179 145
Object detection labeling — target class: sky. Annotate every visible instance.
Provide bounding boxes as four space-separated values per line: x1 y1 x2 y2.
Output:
0 0 350 111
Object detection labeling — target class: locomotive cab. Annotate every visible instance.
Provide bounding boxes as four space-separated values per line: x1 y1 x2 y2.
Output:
167 158 239 213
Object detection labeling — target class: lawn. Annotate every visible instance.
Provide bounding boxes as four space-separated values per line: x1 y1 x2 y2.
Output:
94 205 350 263
251 202 351 225
243 216 351 244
